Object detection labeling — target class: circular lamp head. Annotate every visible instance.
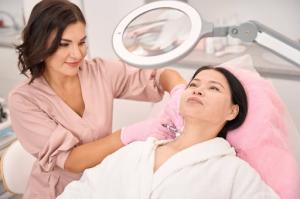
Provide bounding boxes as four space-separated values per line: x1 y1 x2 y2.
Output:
113 1 203 68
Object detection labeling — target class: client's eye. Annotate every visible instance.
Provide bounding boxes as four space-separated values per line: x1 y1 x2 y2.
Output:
209 86 220 91
79 41 86 46
188 82 197 87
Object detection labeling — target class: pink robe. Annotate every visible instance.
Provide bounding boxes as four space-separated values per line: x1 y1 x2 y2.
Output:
8 58 164 199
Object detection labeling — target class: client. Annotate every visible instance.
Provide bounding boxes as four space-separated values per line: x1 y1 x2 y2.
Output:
57 66 279 199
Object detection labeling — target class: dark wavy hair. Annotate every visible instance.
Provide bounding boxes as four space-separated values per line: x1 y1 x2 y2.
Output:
16 0 86 83
189 66 248 139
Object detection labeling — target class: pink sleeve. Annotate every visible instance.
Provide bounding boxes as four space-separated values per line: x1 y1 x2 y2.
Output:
95 58 165 102
170 84 186 97
8 92 80 171
163 84 185 126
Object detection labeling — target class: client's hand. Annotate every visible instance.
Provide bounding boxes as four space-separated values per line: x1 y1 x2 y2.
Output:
121 118 176 145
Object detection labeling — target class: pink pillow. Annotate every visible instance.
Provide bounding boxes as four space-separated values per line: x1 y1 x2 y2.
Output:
226 68 300 199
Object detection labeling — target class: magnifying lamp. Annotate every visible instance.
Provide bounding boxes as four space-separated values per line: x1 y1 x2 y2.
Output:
112 1 300 68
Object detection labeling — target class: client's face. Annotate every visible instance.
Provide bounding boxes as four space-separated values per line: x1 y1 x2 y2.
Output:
179 69 238 126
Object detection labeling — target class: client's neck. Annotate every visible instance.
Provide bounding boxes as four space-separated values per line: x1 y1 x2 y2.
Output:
168 118 222 151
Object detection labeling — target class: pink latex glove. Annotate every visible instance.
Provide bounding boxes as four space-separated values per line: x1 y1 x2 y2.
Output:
158 84 185 132
121 118 176 145
121 84 186 145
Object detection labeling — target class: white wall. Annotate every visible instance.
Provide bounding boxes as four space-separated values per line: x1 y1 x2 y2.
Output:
0 0 26 98
0 48 25 98
83 0 144 59
22 0 39 22
22 0 83 22
0 0 24 26
269 78 300 130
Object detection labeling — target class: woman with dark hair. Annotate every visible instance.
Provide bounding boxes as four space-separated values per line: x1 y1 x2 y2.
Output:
57 67 279 199
8 0 184 198
188 66 248 139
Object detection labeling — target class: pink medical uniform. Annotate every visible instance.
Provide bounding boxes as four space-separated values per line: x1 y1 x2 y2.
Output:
8 58 164 199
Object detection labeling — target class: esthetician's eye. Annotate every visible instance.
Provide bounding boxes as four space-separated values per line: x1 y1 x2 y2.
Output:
59 43 69 47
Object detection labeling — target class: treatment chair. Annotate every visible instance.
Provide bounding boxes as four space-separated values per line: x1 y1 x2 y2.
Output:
0 140 35 194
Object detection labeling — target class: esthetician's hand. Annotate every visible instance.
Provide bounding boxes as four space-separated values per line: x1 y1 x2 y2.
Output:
121 118 176 145
159 84 185 132
121 84 186 145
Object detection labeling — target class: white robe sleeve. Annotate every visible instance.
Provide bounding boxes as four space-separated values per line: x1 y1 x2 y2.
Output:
56 141 146 199
56 149 119 199
231 161 280 199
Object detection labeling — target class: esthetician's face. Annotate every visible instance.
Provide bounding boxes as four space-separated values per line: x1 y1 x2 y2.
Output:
45 21 87 77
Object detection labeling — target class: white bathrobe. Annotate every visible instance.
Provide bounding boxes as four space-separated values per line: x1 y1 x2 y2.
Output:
57 137 279 199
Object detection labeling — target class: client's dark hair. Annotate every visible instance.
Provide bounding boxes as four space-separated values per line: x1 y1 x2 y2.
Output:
189 66 248 139
16 0 86 83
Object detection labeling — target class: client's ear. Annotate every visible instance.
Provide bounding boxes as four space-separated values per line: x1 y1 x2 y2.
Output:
227 104 239 121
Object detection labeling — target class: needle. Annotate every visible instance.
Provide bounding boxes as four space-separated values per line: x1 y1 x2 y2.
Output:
161 123 178 133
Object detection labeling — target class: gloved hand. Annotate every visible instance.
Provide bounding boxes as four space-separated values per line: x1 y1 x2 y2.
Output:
120 84 186 145
158 84 185 132
121 118 176 145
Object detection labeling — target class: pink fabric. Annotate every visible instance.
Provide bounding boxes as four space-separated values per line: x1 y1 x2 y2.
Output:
162 68 300 199
226 68 300 199
8 58 165 199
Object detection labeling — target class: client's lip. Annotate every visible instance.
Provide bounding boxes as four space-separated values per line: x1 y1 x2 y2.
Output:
186 96 203 105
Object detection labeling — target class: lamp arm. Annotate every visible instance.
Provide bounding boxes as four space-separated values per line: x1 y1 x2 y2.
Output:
221 21 300 67
199 21 231 38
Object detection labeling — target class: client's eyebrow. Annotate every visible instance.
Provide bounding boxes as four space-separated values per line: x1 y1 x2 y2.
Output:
192 78 224 88
209 80 225 88
192 78 200 82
